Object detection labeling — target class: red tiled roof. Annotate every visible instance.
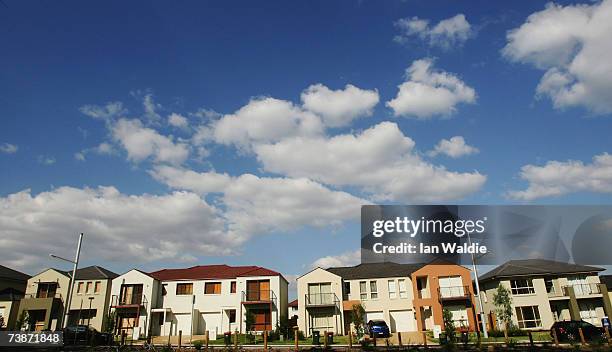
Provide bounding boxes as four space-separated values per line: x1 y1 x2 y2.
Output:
149 264 281 281
288 299 298 307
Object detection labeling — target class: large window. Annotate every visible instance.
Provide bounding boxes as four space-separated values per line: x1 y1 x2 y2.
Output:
36 282 58 298
308 283 332 305
388 280 397 299
205 282 222 294
398 279 408 299
370 281 378 299
515 306 541 328
510 279 535 295
359 281 368 300
176 283 193 295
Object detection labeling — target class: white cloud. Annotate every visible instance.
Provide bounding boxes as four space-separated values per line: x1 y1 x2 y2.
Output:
395 14 472 49
79 102 126 121
255 122 486 202
149 165 232 195
386 58 476 119
111 118 189 165
37 156 56 165
75 142 116 161
213 97 324 150
429 136 479 158
502 0 612 114
508 153 612 200
0 186 232 272
168 113 189 129
143 93 162 123
311 249 360 269
0 143 18 154
301 84 379 127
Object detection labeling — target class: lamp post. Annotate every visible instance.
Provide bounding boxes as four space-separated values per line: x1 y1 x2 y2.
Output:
466 230 488 338
50 232 84 329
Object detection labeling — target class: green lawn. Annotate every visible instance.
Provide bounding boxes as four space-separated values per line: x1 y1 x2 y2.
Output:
428 331 552 344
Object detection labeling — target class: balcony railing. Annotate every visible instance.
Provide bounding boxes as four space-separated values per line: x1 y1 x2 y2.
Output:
305 293 340 307
438 285 470 300
564 283 601 296
24 292 63 299
241 290 277 303
111 293 147 307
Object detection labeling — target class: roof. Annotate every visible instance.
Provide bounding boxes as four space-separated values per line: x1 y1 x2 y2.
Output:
73 266 118 280
0 265 30 282
149 264 282 281
327 262 424 280
479 259 604 283
0 287 25 300
288 299 298 308
600 275 612 290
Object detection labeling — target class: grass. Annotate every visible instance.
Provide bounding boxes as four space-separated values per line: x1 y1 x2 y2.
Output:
428 331 552 344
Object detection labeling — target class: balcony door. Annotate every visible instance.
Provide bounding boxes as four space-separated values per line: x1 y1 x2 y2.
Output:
439 276 464 298
247 280 270 301
568 276 589 295
36 282 58 298
120 284 143 305
308 283 332 305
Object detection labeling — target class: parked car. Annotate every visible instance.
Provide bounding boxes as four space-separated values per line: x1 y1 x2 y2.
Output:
550 320 606 342
367 319 391 338
63 325 110 346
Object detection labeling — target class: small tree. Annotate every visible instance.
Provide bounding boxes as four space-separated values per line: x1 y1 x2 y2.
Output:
350 303 366 339
442 308 456 342
15 311 30 331
102 311 116 334
492 284 513 331
244 310 256 332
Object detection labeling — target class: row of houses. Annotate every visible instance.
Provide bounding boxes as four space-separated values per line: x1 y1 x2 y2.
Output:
1 259 612 339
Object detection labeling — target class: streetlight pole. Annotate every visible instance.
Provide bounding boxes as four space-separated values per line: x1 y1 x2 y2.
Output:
466 230 488 338
50 232 84 329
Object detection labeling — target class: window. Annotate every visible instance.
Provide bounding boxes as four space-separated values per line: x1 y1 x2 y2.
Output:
205 282 222 294
370 281 378 299
343 282 351 295
308 283 332 304
388 280 397 299
515 306 541 328
77 282 84 294
510 279 535 295
94 281 101 294
229 310 236 324
37 282 58 298
176 283 193 295
545 278 555 294
359 281 367 300
162 284 167 296
579 302 598 324
230 281 236 294
86 282 93 294
398 279 408 299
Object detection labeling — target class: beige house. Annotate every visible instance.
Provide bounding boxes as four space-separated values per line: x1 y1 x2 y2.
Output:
0 265 30 330
480 259 612 330
298 263 423 336
17 266 117 331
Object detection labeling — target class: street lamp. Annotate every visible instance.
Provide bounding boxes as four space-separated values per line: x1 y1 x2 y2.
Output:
50 233 84 329
466 230 488 338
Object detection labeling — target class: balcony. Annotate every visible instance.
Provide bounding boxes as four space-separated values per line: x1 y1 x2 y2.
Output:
305 293 340 308
438 286 470 300
111 293 147 308
564 283 601 297
241 290 277 304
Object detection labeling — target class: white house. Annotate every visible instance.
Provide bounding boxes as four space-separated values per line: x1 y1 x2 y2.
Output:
110 265 288 339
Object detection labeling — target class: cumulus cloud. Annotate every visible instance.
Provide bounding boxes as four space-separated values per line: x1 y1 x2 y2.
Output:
143 93 162 123
300 84 379 127
0 143 18 154
168 113 189 129
502 0 612 114
37 156 56 165
255 122 486 202
213 97 324 150
428 136 479 158
149 165 232 195
0 186 232 272
79 102 126 121
111 118 189 165
311 249 360 269
75 142 116 161
394 14 472 49
386 58 476 119
508 153 612 200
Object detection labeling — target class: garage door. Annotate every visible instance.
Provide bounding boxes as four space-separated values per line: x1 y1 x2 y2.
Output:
365 311 384 323
200 312 222 335
390 310 415 332
174 313 192 335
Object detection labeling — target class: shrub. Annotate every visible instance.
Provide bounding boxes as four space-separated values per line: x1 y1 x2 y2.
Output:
193 340 204 350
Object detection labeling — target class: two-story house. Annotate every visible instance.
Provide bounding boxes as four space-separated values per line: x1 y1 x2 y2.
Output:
0 264 30 330
18 266 117 331
297 262 477 336
110 265 288 340
480 259 612 330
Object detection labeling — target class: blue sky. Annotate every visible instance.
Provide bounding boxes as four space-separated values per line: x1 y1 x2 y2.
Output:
1 0 612 295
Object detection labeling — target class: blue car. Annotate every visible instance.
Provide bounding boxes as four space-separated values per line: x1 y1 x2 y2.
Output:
367 319 391 338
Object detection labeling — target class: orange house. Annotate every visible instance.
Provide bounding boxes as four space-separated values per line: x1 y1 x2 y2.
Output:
411 262 477 332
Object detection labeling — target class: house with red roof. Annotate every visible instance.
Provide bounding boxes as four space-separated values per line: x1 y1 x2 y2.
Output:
109 265 288 340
